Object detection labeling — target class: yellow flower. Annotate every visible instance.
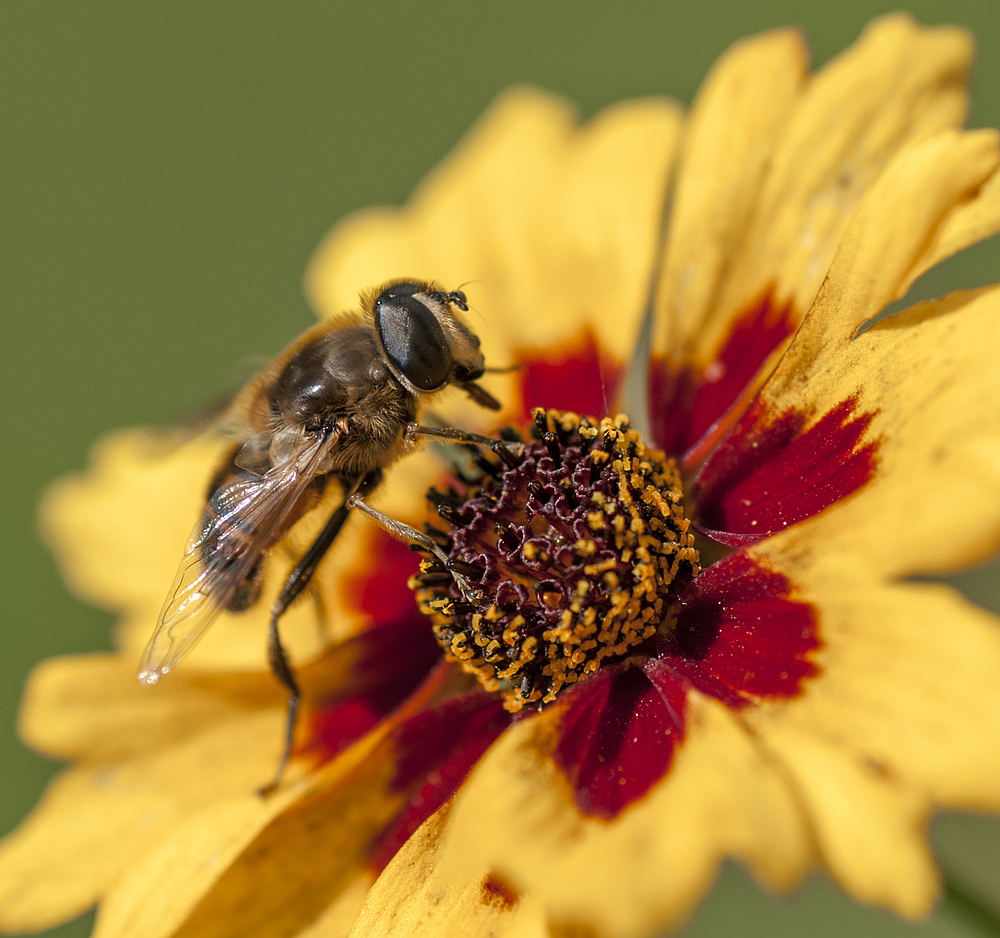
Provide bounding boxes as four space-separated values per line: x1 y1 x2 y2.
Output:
4 13 1000 938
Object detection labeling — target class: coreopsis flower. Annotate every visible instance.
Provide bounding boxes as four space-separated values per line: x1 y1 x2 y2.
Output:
4 13 1000 938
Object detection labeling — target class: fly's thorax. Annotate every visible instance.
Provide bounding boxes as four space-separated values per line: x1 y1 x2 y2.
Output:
268 321 397 430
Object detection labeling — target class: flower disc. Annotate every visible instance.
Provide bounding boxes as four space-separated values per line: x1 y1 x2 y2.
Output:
412 409 701 711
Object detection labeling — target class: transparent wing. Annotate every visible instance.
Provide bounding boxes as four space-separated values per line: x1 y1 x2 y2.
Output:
137 429 339 684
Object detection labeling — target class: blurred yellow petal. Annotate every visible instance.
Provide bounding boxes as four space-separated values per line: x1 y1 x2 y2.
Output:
0 709 282 932
19 653 277 763
93 790 304 938
293 877 372 938
758 729 936 917
306 87 683 403
94 736 401 938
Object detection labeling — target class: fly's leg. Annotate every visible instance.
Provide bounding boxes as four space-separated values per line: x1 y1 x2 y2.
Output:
403 423 524 468
258 471 380 796
259 615 302 797
346 492 483 604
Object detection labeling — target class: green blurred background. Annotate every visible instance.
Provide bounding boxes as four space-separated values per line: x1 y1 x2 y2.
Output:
3 2 1000 936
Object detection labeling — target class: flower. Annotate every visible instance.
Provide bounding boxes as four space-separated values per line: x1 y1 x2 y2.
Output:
4 12 1000 938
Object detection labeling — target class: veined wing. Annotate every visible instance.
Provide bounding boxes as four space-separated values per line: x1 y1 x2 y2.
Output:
138 429 339 684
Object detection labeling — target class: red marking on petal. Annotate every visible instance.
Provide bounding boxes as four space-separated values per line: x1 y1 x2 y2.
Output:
550 554 818 818
553 665 687 819
481 873 520 911
662 552 819 706
347 530 424 626
516 329 623 422
306 696 384 761
370 692 511 872
693 396 879 540
302 615 442 764
650 291 796 456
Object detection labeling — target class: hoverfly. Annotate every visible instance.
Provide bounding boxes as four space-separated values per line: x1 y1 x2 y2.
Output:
138 280 509 791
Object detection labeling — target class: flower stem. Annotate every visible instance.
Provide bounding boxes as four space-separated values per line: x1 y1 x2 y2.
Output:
943 874 1000 937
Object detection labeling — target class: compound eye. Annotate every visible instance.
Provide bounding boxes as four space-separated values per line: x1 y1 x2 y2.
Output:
374 294 452 391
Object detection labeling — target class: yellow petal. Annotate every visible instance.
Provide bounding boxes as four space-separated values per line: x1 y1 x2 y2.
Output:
657 14 976 365
743 545 1000 915
93 788 306 938
719 16 972 326
95 727 410 938
18 641 375 765
753 728 936 917
910 164 1000 281
760 284 1000 577
348 806 548 938
306 87 683 423
293 876 372 938
0 709 282 932
654 28 808 359
778 129 998 367
19 653 278 763
404 695 811 938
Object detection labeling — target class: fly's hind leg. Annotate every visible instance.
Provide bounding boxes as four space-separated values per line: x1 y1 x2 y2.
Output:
259 615 302 797
258 471 381 796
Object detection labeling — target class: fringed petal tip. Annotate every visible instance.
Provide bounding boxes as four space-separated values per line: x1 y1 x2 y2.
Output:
654 13 976 369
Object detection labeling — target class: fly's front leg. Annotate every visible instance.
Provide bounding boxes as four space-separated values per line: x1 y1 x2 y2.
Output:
346 492 483 604
403 423 524 468
258 471 381 796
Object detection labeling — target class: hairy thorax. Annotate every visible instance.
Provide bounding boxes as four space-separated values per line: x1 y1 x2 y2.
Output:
267 321 419 479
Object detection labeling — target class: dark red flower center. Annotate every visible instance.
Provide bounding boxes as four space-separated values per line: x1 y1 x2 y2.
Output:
411 408 701 711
